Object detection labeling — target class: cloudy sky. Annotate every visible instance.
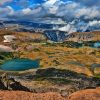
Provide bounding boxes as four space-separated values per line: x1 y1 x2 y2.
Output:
0 0 100 22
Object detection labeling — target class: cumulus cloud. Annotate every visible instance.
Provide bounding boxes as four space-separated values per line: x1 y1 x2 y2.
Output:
89 20 100 26
8 6 49 21
58 24 77 33
0 6 14 17
22 8 31 15
0 0 12 5
0 0 99 32
56 1 100 20
73 6 100 20
72 0 100 6
1 0 100 29
44 0 59 7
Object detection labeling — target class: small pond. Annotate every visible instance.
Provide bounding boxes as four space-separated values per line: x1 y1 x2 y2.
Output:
94 42 100 48
0 58 40 71
91 64 100 69
83 41 100 48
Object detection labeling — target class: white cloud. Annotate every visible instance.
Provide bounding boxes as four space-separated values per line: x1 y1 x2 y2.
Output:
0 6 14 17
0 0 99 32
89 20 100 26
7 6 14 15
48 6 58 14
0 0 12 5
44 0 59 7
75 7 100 19
5 0 100 26
22 8 31 15
72 0 100 6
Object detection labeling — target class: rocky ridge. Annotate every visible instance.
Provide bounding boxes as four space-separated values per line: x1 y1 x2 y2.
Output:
0 68 99 97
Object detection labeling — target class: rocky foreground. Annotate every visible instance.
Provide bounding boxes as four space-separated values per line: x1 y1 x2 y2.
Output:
0 91 65 100
68 88 100 100
0 88 99 100
0 68 100 96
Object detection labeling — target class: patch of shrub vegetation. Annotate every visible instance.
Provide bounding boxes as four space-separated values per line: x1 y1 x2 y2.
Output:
33 48 40 52
46 52 55 55
0 52 21 65
94 74 100 78
34 77 72 84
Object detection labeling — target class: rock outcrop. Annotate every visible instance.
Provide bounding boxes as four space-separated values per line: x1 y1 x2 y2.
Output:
67 31 100 42
0 68 99 98
0 68 100 96
0 45 14 52
68 88 100 100
0 91 66 100
13 68 100 95
0 74 30 91
0 88 100 100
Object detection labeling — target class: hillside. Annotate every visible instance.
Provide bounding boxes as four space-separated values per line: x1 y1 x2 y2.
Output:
0 29 100 43
68 88 100 100
0 29 100 100
0 88 99 100
66 31 100 42
0 29 47 43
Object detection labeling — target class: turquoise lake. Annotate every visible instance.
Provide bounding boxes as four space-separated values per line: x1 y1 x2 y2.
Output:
0 58 40 71
94 42 100 48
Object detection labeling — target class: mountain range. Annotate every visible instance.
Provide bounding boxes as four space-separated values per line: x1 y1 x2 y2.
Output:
0 19 100 42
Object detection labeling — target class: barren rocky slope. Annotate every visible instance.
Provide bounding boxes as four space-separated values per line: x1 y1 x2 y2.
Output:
0 68 100 96
0 29 100 100
0 29 100 43
0 91 65 100
0 88 99 100
68 88 100 100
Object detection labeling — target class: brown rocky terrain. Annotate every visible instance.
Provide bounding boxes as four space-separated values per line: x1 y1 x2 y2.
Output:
67 31 100 42
0 91 65 100
0 29 100 44
0 45 13 52
0 29 46 43
0 88 99 100
0 29 100 100
0 68 99 97
68 88 100 100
